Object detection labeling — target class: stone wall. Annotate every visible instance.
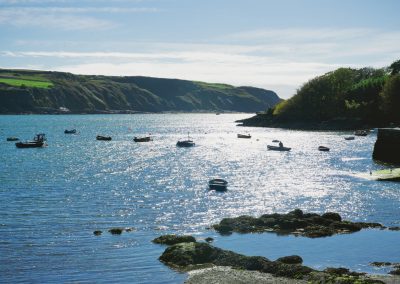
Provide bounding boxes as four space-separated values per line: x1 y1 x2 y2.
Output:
373 128 400 164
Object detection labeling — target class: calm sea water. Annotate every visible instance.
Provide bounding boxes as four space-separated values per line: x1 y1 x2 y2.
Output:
1 114 399 283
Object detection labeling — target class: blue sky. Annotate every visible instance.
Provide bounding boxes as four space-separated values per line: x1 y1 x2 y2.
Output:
1 0 399 98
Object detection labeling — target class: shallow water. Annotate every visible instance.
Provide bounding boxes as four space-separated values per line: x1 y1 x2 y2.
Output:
0 114 399 283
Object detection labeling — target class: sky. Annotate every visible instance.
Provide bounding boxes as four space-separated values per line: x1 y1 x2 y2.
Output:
1 0 400 98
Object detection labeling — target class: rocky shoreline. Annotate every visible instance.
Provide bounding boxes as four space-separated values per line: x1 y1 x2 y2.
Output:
153 210 400 283
212 209 385 238
154 235 393 284
237 112 387 131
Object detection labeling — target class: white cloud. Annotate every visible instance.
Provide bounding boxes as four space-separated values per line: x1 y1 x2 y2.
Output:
0 9 115 30
0 7 159 13
0 4 159 30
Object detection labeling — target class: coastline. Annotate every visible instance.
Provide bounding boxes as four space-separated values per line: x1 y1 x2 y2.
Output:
185 266 400 284
237 113 390 131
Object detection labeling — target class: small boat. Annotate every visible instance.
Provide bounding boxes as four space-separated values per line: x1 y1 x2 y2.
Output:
96 135 112 141
272 139 280 143
354 130 368 136
318 146 330 152
64 129 76 134
6 137 19 141
237 134 251 139
267 145 291 151
176 140 195 147
209 179 228 191
344 136 355 140
16 133 46 148
177 133 195 147
133 136 152 142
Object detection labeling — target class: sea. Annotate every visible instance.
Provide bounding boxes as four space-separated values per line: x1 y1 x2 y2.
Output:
0 113 399 283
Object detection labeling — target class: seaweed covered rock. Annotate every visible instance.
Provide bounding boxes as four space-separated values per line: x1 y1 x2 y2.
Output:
159 241 314 279
390 267 400 275
276 255 303 264
212 209 385 238
152 234 196 245
108 228 124 235
322 212 342 222
324 267 365 277
158 241 384 283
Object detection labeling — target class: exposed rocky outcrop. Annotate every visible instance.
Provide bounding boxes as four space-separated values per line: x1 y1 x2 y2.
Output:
157 238 385 283
152 235 196 245
370 262 400 276
212 209 385 238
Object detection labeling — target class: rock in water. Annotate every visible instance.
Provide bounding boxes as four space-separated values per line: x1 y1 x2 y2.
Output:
152 234 196 245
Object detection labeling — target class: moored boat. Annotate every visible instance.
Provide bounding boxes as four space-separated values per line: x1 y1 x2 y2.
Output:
96 135 112 141
6 137 19 141
177 133 195 147
267 145 291 151
133 136 152 142
344 136 355 140
318 146 330 152
209 178 228 191
16 133 46 148
176 140 195 147
237 134 251 139
64 129 76 134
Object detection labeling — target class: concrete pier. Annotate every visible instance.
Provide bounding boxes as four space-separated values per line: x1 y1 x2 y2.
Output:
373 128 400 164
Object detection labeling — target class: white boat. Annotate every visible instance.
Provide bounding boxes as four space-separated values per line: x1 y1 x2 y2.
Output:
209 179 228 191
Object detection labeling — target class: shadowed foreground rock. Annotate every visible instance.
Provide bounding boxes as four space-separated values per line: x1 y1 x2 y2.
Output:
212 209 385 237
158 240 385 283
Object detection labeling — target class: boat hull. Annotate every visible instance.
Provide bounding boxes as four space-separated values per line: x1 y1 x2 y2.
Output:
15 142 44 148
209 179 228 191
134 137 152 142
267 145 291 151
96 136 112 141
237 134 251 139
176 141 195 147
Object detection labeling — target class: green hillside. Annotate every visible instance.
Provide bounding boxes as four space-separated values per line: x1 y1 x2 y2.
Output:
241 59 400 130
0 69 281 114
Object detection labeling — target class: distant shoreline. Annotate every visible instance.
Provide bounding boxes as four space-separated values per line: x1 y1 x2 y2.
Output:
237 113 392 131
0 110 256 115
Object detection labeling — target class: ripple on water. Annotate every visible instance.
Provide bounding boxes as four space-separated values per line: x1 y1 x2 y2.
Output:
0 114 399 283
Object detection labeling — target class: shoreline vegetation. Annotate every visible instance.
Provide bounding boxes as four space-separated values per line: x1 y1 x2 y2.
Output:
0 69 281 114
154 210 400 284
239 59 400 130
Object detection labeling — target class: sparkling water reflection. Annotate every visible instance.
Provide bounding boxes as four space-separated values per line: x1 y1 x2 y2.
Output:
0 114 399 283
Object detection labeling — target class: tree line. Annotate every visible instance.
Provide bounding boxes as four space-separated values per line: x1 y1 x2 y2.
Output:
271 59 400 124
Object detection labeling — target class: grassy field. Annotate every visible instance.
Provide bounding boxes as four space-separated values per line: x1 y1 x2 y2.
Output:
0 77 53 88
195 81 233 90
